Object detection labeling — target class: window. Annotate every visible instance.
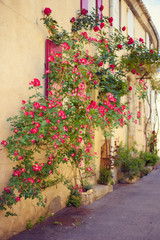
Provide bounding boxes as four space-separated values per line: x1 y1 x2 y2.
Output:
112 0 120 29
81 0 103 17
45 39 62 97
88 0 96 15
128 8 134 37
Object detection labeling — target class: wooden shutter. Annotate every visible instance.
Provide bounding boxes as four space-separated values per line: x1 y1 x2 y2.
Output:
81 0 88 10
45 39 62 97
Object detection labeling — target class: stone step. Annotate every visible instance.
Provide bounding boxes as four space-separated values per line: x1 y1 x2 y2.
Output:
82 184 113 205
93 184 113 200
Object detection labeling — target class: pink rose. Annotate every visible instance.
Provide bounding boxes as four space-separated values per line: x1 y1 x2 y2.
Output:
29 78 40 87
61 42 70 50
16 196 21 202
87 167 92 172
46 119 50 124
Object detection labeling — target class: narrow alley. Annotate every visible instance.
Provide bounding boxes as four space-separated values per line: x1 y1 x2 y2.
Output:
9 168 160 240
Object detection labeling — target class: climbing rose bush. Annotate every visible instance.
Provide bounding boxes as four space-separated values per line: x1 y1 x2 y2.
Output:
0 6 160 216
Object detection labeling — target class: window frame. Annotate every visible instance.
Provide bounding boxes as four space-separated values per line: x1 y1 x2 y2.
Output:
45 39 62 97
81 0 103 18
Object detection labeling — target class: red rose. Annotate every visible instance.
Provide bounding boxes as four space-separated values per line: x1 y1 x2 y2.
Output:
100 22 105 29
70 17 75 23
150 49 154 53
94 26 99 32
110 64 115 70
139 38 144 43
44 7 52 16
122 26 126 31
117 44 122 49
98 61 103 67
108 17 113 23
129 86 132 91
100 5 104 11
128 37 134 45
131 68 136 74
81 8 88 15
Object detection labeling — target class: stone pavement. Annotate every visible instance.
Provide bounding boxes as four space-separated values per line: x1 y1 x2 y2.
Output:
9 168 160 240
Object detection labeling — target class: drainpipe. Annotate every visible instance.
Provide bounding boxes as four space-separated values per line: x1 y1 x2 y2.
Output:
109 0 115 179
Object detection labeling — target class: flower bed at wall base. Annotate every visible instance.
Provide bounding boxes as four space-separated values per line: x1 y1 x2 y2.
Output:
0 6 160 216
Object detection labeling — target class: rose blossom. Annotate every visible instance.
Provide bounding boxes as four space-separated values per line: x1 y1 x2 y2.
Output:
100 5 104 11
16 196 21 202
87 167 92 172
29 78 40 87
98 61 103 67
44 7 52 16
128 37 134 45
100 22 105 29
70 17 75 23
61 42 70 50
117 44 122 49
81 8 87 15
94 26 99 32
108 17 113 23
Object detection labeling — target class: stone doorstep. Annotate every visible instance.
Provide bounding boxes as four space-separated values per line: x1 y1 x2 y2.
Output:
81 184 113 206
93 184 113 199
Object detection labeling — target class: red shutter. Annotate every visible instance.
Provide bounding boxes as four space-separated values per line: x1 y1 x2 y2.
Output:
96 0 103 19
45 39 62 97
81 0 88 10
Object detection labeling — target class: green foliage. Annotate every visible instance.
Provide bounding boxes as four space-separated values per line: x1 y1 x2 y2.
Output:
114 144 145 180
36 215 45 224
140 167 150 178
53 221 62 225
83 182 93 192
140 151 159 166
148 131 158 154
26 220 34 230
66 185 82 208
98 167 112 185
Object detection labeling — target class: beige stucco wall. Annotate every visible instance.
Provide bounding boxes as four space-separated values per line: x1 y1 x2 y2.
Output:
0 0 159 239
